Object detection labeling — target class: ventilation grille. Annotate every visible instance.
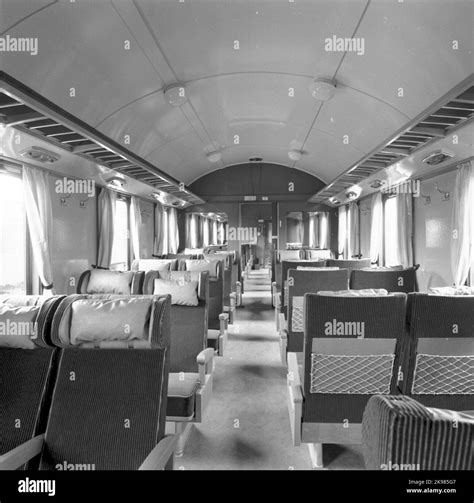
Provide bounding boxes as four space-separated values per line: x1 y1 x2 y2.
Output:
0 77 204 207
309 84 474 205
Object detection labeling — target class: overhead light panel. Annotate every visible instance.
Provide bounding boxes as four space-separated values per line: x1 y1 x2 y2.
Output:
309 78 337 101
422 149 455 166
164 84 187 107
106 176 126 189
207 151 222 163
288 149 303 161
20 147 60 163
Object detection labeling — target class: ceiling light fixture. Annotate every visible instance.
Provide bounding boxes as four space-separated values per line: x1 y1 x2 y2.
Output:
20 147 60 163
164 84 187 106
422 149 455 166
207 151 222 163
106 176 126 189
288 149 303 162
309 78 337 101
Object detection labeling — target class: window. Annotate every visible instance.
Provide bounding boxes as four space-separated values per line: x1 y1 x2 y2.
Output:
0 173 27 294
384 195 399 266
110 198 130 271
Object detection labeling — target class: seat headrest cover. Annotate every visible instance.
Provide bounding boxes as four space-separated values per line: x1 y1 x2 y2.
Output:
184 248 204 255
185 259 220 277
317 289 389 297
360 265 405 271
429 286 474 296
0 305 41 349
296 267 339 270
153 279 199 306
86 269 134 295
133 259 173 273
0 295 45 307
68 298 153 346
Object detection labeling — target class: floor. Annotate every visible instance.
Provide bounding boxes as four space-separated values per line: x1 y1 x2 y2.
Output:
178 269 365 470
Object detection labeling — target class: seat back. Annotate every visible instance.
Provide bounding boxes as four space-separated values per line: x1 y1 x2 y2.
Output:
0 295 65 468
351 267 417 293
143 271 209 373
280 260 327 311
77 269 145 295
305 249 332 260
131 258 178 272
287 269 349 352
326 258 371 273
403 293 474 410
362 395 474 470
302 293 406 425
180 259 224 330
38 294 171 470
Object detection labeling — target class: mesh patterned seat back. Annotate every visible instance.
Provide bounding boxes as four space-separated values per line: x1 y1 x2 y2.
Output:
287 269 349 352
362 395 474 470
326 258 371 272
38 295 171 471
1 295 65 468
351 268 417 293
77 269 145 295
280 260 327 313
143 271 209 373
302 293 406 424
403 293 474 410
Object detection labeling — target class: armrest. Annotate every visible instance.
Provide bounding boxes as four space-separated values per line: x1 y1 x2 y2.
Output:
197 347 215 383
219 313 229 334
287 352 302 389
0 434 45 471
139 435 178 470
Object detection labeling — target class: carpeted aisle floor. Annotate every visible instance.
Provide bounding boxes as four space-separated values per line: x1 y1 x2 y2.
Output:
178 271 365 470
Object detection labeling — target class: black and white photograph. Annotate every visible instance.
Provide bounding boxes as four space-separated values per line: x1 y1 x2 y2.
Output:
0 0 473 498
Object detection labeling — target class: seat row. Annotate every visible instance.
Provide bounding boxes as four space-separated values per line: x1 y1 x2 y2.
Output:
0 283 217 470
285 290 474 468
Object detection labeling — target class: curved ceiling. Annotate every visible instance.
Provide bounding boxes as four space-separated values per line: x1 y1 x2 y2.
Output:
1 0 472 187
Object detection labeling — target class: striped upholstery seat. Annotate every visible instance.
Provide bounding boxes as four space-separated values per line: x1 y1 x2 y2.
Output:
286 268 349 352
350 267 417 293
0 295 65 469
402 293 474 411
362 395 474 470
77 269 145 295
35 295 171 470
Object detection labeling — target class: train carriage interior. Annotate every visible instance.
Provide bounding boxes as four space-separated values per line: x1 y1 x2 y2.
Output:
0 0 473 486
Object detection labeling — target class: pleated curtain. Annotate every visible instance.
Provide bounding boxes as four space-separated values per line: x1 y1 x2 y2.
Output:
154 203 165 256
451 160 474 286
308 213 318 248
348 202 360 258
22 166 55 293
168 207 179 254
396 193 414 268
338 205 347 258
96 187 116 269
319 212 329 249
130 196 142 260
369 192 384 265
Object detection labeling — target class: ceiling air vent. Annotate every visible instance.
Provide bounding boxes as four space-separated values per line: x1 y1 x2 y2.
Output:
249 157 263 162
422 149 455 166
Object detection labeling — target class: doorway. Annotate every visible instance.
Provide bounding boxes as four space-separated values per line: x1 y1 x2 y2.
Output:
240 203 273 270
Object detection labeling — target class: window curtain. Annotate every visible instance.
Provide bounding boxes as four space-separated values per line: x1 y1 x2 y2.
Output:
369 192 384 265
130 196 142 260
211 219 218 245
202 217 210 247
168 207 179 254
338 205 347 258
217 221 225 245
186 213 200 249
451 160 474 286
308 213 318 248
96 187 116 269
319 212 329 249
22 166 55 293
396 193 413 268
348 202 360 258
154 203 165 256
